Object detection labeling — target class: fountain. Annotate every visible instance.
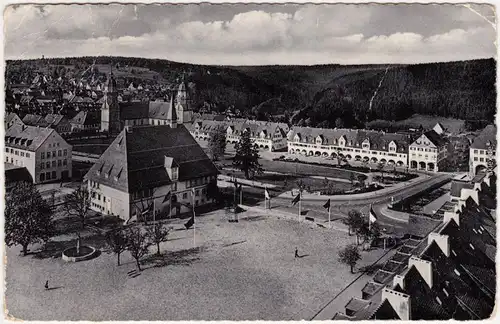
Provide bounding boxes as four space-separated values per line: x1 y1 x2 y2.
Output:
62 232 98 262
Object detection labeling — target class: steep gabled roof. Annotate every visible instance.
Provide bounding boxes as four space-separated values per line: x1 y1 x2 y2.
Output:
85 125 218 193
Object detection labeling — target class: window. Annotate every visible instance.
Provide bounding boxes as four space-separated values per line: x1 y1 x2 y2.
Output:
202 188 206 195
58 160 62 166
21 152 24 157
52 151 56 157
46 161 50 168
195 190 200 197
47 152 51 158
58 150 62 157
52 171 56 179
41 152 45 159
4 148 8 152
474 157 478 161
63 159 67 166
64 149 67 156
474 149 478 154
46 172 51 180
98 194 101 200
183 193 188 199
40 173 45 182
41 163 45 169
480 158 484 162
52 161 56 168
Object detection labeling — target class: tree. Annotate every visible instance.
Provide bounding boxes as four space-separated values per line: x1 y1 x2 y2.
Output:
146 223 172 256
233 131 263 179
342 210 364 238
377 162 385 182
125 227 151 271
208 125 227 161
349 172 356 185
63 185 91 228
106 229 128 266
5 182 55 256
357 174 366 188
335 117 344 128
338 244 361 273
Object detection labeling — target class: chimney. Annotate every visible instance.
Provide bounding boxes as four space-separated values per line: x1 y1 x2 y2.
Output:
393 274 405 290
428 233 450 257
408 256 433 288
381 287 411 320
443 210 460 226
460 188 479 205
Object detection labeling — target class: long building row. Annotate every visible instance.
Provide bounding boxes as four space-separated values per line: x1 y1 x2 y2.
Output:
333 171 496 320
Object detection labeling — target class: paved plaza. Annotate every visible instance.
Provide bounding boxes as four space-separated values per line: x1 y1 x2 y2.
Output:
6 209 387 321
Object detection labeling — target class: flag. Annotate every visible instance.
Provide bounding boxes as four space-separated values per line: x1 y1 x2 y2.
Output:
291 193 301 206
369 206 377 224
323 199 331 211
265 188 270 200
162 191 172 203
184 214 194 229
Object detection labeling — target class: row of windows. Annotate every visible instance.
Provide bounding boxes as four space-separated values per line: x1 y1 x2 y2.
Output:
5 148 31 157
188 176 215 188
41 149 68 159
181 188 207 199
473 157 487 162
91 192 106 202
39 171 58 182
48 142 61 148
7 157 24 166
40 159 68 169
473 149 496 155
410 147 436 153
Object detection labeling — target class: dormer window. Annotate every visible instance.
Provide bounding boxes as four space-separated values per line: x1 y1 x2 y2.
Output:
172 167 178 181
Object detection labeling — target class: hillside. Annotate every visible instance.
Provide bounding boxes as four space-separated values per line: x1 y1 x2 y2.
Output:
6 57 496 127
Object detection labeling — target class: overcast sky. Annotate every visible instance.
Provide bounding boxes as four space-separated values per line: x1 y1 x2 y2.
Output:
4 3 497 65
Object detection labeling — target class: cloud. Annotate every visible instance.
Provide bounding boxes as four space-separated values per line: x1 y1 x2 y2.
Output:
4 3 496 65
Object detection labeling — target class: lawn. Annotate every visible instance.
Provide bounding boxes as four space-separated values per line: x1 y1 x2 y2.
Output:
5 208 385 321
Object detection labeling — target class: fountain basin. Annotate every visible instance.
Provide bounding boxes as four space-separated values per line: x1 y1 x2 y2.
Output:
62 246 97 262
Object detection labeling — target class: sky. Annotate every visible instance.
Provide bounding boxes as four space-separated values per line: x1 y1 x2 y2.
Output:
4 3 497 65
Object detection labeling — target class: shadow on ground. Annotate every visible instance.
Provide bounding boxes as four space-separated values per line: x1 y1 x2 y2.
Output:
141 246 203 269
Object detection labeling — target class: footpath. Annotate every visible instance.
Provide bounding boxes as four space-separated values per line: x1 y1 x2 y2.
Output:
309 247 398 320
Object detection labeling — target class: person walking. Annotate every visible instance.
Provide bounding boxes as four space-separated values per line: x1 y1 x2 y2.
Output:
294 247 299 258
45 280 49 290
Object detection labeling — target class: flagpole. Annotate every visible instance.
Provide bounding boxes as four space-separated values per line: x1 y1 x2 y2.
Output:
328 206 331 229
298 191 301 222
192 190 196 247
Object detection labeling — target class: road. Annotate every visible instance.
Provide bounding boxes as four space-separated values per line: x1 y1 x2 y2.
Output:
236 172 453 235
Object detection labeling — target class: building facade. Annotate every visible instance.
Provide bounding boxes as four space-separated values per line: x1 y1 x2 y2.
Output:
287 127 410 166
469 124 497 176
85 123 218 222
408 130 448 172
5 124 72 184
189 119 288 152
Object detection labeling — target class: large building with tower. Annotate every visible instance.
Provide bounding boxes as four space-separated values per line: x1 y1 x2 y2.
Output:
100 72 194 133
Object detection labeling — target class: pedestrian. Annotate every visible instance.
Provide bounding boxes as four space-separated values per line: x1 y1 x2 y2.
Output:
294 247 299 258
45 280 49 290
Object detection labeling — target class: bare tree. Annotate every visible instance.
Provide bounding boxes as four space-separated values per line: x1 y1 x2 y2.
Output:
124 226 151 271
106 229 128 266
146 223 172 256
63 185 91 229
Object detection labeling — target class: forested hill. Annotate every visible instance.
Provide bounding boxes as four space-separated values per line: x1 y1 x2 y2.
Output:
6 57 496 127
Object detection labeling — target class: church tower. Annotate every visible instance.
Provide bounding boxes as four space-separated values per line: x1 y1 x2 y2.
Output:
175 78 193 124
167 93 178 128
100 69 121 133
